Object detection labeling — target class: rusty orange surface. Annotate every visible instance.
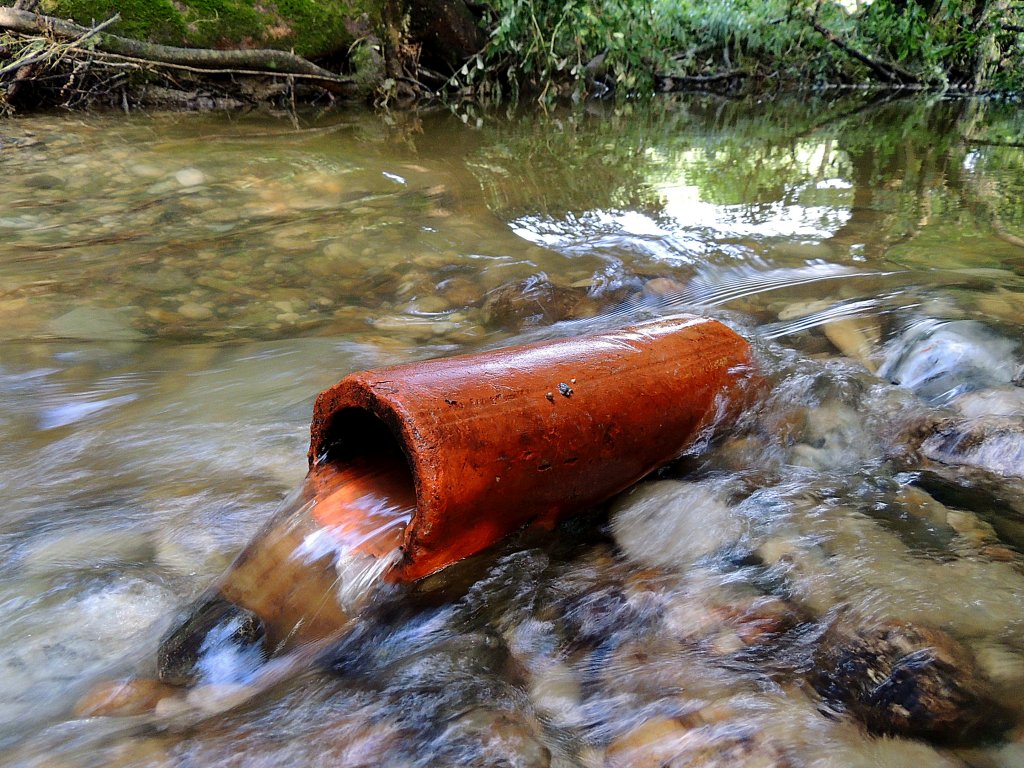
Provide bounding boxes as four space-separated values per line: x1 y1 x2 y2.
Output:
309 316 755 582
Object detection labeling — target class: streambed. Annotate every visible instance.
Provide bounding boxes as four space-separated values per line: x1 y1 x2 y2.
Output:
1 96 1023 766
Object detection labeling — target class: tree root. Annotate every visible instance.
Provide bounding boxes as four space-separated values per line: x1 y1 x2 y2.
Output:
0 7 356 98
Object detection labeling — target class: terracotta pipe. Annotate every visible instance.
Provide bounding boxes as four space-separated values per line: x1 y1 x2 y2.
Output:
152 315 754 688
309 314 755 582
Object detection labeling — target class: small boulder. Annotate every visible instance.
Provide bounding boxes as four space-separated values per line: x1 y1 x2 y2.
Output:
811 619 1011 744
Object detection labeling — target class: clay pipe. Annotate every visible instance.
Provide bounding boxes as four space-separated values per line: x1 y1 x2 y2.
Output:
151 315 754 690
310 314 755 582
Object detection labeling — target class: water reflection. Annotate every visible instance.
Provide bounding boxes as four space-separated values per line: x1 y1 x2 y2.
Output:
1 95 1024 765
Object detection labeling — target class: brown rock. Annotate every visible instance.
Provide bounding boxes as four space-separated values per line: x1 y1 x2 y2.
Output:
73 677 178 718
605 716 792 767
481 276 590 329
811 620 1012 744
643 277 687 299
605 717 691 768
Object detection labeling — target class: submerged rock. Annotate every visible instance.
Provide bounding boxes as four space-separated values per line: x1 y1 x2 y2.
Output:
437 708 551 768
878 320 1019 404
604 715 793 768
823 316 882 373
951 386 1024 419
481 275 615 329
811 620 1010 744
611 480 744 571
789 401 877 472
48 306 144 342
157 594 268 686
920 416 1024 480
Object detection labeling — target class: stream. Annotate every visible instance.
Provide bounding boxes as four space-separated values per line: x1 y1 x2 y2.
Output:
1 95 1023 767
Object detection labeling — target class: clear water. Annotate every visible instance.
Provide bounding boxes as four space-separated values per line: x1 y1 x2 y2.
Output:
1 96 1023 766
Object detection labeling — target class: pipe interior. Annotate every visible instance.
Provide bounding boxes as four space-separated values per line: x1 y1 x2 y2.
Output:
319 406 418 504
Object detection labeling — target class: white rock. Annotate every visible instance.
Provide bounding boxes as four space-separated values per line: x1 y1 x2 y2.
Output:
611 480 743 570
177 302 213 320
528 661 582 728
174 168 207 187
879 319 1019 404
952 386 1024 419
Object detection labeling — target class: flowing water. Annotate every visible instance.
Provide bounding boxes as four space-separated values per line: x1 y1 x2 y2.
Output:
1 95 1024 766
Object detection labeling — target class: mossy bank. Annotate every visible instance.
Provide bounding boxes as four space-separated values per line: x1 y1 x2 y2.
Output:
39 0 377 58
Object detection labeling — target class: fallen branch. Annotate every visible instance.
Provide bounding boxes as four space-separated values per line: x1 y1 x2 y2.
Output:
807 7 919 85
0 7 354 91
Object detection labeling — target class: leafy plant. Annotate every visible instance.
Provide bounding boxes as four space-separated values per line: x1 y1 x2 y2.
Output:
460 0 666 101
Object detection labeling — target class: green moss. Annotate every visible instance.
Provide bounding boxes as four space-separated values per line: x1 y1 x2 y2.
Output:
42 0 188 43
42 0 380 58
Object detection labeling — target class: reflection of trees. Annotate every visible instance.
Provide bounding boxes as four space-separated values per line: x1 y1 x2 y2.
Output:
960 103 1024 250
463 95 1024 273
820 98 975 264
466 96 858 221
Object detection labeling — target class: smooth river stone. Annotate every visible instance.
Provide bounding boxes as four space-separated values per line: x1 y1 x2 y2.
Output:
879 319 1019 404
174 168 207 187
74 677 179 717
177 302 213 320
611 480 744 571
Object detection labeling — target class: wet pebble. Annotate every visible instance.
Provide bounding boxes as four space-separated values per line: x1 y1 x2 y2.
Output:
401 294 451 314
438 708 551 768
642 276 687 299
920 416 1024 479
605 715 792 768
951 386 1024 419
438 275 483 307
527 660 582 728
789 402 878 472
969 640 1024 711
178 301 214 320
604 716 690 768
482 277 591 329
184 682 257 714
823 317 881 372
175 168 207 187
73 677 178 717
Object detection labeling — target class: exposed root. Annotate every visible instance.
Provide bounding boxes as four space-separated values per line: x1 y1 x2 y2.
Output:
0 7 361 112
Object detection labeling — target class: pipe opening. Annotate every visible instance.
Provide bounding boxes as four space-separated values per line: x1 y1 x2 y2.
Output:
320 407 409 467
314 406 419 544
